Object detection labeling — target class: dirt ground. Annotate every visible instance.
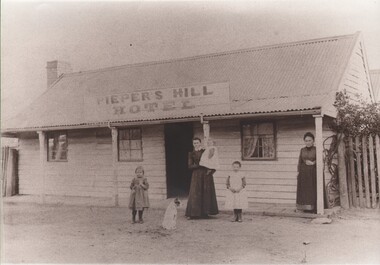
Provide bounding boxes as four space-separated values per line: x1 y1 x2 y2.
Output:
1 201 380 264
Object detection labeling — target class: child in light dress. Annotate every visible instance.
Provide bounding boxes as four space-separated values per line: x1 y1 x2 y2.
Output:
129 166 150 224
225 161 248 222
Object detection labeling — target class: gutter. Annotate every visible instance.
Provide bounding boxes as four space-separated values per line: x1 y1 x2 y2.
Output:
1 108 322 136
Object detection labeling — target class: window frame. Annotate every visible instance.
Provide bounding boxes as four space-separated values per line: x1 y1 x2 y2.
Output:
118 127 143 162
47 131 68 162
240 120 277 161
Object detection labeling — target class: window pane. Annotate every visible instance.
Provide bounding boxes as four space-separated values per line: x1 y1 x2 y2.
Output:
48 139 54 160
262 136 275 158
57 135 67 159
243 137 257 158
119 140 130 151
252 138 262 158
119 149 131 161
130 149 143 160
119 130 130 140
130 140 142 150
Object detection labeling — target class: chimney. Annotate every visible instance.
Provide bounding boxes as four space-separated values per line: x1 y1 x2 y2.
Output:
46 60 72 88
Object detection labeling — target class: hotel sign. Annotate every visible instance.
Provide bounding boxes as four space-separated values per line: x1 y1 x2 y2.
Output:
84 82 230 121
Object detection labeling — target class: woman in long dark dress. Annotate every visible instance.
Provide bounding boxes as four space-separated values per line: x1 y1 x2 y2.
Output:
185 138 219 219
296 132 317 213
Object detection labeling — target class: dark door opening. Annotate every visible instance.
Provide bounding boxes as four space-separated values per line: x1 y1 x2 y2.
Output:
164 123 193 198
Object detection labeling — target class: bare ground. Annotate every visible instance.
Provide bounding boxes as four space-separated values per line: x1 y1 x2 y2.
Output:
1 202 380 264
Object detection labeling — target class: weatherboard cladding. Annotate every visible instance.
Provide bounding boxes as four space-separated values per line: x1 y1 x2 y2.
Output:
18 117 327 204
4 34 357 131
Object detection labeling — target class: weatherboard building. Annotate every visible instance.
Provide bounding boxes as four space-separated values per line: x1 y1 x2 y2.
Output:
2 32 375 214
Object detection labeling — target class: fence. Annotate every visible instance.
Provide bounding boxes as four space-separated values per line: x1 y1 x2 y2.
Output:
346 134 380 208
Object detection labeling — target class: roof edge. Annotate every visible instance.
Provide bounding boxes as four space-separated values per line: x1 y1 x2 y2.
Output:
1 109 321 134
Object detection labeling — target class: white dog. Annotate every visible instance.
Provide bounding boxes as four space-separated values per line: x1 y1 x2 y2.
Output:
162 198 181 230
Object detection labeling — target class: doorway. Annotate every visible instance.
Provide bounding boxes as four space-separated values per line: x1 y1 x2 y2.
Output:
164 122 194 198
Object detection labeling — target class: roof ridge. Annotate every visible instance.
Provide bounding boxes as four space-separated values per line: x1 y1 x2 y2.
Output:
62 33 357 78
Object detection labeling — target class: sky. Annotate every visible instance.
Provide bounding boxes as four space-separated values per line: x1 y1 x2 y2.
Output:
1 0 380 120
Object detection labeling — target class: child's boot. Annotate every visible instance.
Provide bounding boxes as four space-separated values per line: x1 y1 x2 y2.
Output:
138 210 144 224
132 210 137 224
237 210 242 222
231 209 237 222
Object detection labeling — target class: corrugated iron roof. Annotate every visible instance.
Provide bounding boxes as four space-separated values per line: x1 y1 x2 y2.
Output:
370 70 380 102
3 33 359 132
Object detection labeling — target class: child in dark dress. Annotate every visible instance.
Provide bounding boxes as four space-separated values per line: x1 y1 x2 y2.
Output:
129 166 150 224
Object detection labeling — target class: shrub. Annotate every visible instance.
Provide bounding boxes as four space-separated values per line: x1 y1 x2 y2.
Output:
330 90 380 136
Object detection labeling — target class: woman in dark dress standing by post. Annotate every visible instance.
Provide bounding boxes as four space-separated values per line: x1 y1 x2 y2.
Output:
296 132 317 213
185 138 219 219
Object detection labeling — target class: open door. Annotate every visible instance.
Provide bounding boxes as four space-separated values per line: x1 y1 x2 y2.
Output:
164 123 193 198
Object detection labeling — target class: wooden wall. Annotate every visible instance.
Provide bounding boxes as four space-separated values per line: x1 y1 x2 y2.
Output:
342 41 372 102
194 116 333 205
18 135 41 195
18 125 167 202
18 115 334 206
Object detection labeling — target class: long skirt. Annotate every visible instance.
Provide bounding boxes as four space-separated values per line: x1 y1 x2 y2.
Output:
185 168 219 217
296 164 316 212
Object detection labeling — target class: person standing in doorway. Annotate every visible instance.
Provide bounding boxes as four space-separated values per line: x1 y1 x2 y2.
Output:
296 132 317 213
185 137 219 219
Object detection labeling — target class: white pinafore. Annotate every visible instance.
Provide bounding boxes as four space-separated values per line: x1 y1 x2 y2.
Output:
224 172 248 210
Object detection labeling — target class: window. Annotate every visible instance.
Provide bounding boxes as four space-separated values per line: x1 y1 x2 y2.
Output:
118 128 143 161
241 122 276 160
47 132 68 162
